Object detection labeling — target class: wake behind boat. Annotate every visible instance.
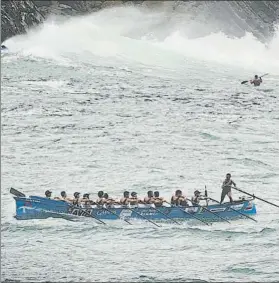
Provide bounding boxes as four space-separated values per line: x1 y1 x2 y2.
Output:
10 188 257 225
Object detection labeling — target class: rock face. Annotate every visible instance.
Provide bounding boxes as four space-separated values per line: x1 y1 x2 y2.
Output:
1 0 44 43
1 0 279 43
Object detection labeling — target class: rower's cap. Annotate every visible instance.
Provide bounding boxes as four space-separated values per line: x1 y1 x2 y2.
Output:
103 193 109 199
61 191 66 196
98 191 104 198
147 190 153 197
123 191 129 196
194 190 201 195
154 191 159 197
45 190 52 195
83 193 90 198
131 192 137 197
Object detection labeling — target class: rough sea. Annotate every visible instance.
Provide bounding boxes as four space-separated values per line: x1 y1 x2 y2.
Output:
1 6 279 283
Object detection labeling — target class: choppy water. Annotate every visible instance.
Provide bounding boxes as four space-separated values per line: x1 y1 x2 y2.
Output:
1 6 279 282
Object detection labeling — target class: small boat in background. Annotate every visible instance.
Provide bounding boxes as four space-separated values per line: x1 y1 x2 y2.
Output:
1 45 9 54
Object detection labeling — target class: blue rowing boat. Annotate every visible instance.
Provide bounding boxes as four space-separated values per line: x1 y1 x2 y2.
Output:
12 194 256 223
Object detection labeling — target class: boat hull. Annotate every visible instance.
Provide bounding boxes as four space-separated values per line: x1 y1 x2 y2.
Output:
13 196 256 223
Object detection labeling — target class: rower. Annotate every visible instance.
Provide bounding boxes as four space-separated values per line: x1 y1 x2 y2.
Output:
81 193 93 205
191 190 202 205
96 191 105 205
129 192 143 205
153 191 164 207
57 191 73 202
144 191 154 204
220 173 235 203
120 191 130 205
171 190 188 206
73 192 81 206
45 190 52 199
103 193 118 206
54 191 66 200
250 75 262 86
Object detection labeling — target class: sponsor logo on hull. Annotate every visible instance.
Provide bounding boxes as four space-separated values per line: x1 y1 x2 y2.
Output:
185 207 199 213
119 209 132 218
229 204 244 210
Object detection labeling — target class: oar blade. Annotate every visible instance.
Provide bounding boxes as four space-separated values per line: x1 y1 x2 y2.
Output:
10 187 26 197
241 80 248 84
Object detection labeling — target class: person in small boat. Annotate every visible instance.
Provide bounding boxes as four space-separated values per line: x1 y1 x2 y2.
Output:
120 191 130 205
250 75 262 86
144 191 154 204
73 192 81 206
45 190 52 199
171 190 188 206
220 173 236 203
191 190 202 205
96 191 105 205
153 191 164 207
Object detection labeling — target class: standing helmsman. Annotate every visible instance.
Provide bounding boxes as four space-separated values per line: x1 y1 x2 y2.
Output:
221 173 236 203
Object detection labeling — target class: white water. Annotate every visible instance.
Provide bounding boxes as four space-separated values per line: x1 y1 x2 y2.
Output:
4 6 279 74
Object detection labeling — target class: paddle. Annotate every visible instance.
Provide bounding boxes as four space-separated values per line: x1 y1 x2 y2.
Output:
102 204 133 225
241 73 268 84
186 198 231 224
208 197 257 223
149 203 182 225
10 187 26 198
164 200 211 226
125 205 161 227
232 187 279 209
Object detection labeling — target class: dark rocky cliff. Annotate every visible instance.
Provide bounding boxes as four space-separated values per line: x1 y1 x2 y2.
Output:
0 0 146 42
1 0 279 43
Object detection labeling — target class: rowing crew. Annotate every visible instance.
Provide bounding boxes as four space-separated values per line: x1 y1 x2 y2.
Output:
43 173 237 206
44 189 204 207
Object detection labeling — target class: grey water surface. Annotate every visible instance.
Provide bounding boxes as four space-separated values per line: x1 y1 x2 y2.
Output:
1 7 279 283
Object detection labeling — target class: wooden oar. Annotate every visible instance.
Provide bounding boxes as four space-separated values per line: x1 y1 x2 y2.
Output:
125 206 161 227
208 197 257 222
186 198 231 224
10 187 26 197
149 203 182 225
241 73 268 84
164 201 211 226
102 204 132 225
232 187 279 209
